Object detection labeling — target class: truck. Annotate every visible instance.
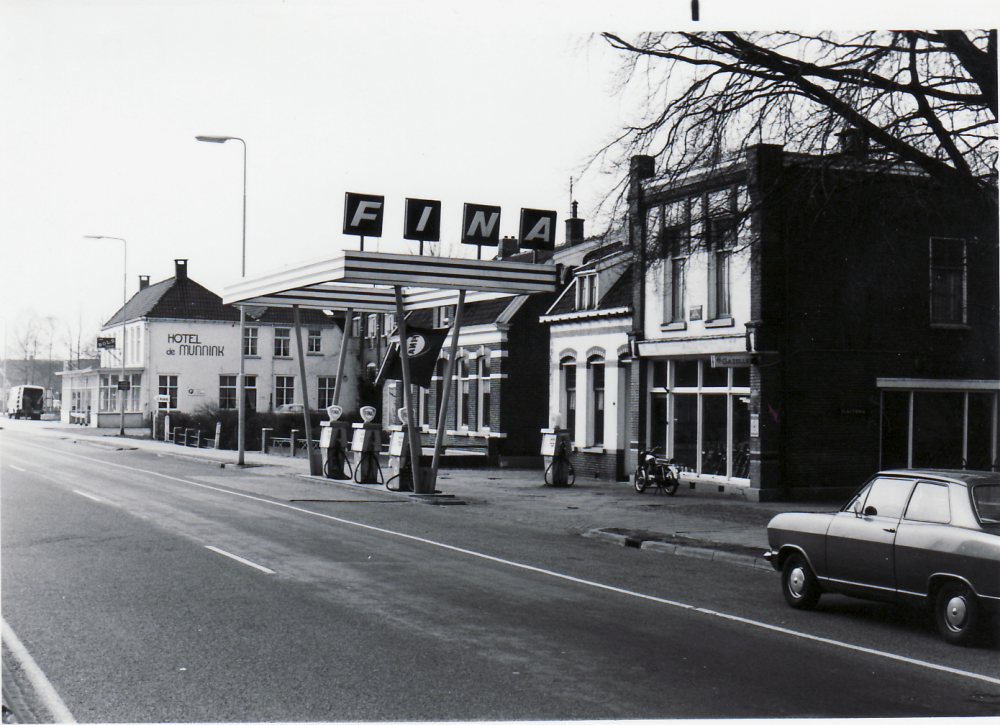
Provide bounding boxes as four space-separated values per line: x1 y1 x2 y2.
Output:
7 385 45 420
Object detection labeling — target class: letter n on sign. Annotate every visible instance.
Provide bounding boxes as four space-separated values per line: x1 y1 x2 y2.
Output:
519 208 557 251
343 192 384 237
462 203 501 248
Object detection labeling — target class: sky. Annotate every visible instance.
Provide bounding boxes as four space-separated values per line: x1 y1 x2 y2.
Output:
1 0 996 359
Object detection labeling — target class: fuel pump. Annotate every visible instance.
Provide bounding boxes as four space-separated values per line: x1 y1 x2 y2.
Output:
541 422 574 487
321 405 353 480
351 406 383 484
386 407 414 491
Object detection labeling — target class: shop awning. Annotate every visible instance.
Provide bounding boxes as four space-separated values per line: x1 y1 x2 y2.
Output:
222 250 560 311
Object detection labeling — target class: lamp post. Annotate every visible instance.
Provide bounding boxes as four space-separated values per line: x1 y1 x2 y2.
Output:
196 135 247 465
83 235 127 436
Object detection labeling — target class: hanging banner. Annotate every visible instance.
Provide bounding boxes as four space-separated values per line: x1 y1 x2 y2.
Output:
404 198 442 242
519 208 558 251
461 203 501 248
376 325 449 388
343 192 385 237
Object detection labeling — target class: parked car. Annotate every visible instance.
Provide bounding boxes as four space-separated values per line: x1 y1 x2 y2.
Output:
765 470 1000 645
275 404 304 414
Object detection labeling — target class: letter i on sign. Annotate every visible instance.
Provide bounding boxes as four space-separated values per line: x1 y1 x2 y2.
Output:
404 198 442 254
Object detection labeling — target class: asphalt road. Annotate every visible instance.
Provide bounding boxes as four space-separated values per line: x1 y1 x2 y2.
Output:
3 424 999 722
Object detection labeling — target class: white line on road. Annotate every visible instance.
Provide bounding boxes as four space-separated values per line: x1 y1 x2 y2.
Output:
20 440 1000 687
10 464 26 472
1 616 76 724
205 545 276 574
72 489 104 503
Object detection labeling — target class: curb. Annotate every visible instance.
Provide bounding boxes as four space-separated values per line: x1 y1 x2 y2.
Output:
583 528 774 571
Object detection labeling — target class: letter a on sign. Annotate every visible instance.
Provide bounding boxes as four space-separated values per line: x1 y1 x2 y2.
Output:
404 198 442 242
462 203 501 248
519 208 558 251
343 192 384 237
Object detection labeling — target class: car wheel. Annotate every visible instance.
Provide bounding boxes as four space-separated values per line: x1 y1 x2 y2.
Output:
634 468 648 493
781 553 821 610
934 582 982 646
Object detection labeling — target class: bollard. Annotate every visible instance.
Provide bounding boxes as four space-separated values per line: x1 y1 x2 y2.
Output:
290 430 299 458
165 415 171 442
261 428 272 454
214 421 222 449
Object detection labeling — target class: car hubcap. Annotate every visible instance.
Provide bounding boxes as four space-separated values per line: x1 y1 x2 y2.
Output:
789 567 806 597
945 595 968 631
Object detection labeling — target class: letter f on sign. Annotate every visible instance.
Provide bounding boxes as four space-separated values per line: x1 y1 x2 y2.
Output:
352 201 381 227
343 192 385 237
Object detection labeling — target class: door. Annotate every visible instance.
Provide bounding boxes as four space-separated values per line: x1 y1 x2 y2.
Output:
825 477 915 597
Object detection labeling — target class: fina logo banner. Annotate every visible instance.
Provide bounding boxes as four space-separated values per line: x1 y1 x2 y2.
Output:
343 193 556 252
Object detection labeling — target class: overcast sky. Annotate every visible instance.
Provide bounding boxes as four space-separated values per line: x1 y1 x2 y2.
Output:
1 0 995 357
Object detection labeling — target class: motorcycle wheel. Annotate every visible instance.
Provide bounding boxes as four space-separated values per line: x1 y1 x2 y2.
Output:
663 471 680 496
634 468 649 493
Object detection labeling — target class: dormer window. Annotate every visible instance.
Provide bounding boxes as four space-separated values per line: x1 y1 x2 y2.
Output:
576 274 598 311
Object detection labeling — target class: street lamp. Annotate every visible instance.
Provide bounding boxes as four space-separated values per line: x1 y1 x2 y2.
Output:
196 135 247 465
83 235 127 436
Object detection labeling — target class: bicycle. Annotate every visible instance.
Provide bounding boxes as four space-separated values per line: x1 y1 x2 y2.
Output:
634 447 681 495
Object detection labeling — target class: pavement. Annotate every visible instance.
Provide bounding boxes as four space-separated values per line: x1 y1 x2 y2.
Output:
13 421 841 572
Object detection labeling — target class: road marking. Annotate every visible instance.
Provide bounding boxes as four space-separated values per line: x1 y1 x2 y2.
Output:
72 489 104 503
18 439 1000 687
205 546 276 574
1 616 77 724
10 464 26 472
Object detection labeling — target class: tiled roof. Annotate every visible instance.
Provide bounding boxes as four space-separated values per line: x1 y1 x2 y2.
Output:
542 261 633 320
103 275 336 329
404 296 515 330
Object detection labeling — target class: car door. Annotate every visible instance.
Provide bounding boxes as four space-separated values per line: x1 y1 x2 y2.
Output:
825 476 915 598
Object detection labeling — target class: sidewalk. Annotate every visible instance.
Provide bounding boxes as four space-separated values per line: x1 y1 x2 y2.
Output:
31 422 840 570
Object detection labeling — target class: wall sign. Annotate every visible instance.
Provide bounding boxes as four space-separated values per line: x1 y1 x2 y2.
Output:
519 208 557 251
712 354 752 368
97 337 116 349
343 192 385 237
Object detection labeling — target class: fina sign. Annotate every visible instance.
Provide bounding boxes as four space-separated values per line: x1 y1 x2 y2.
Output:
343 193 557 252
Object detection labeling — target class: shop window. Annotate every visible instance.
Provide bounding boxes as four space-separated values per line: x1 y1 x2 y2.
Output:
308 329 322 354
702 394 728 475
968 393 996 471
275 376 295 407
702 361 728 388
477 354 491 431
318 376 336 409
674 359 699 388
274 328 291 358
673 393 698 470
913 392 965 469
244 375 257 411
244 327 258 357
930 237 966 325
219 375 237 410
588 357 605 446
880 391 910 470
652 360 669 389
650 393 668 451
158 374 178 410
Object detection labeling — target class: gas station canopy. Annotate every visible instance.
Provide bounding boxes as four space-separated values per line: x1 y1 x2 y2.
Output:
222 250 560 311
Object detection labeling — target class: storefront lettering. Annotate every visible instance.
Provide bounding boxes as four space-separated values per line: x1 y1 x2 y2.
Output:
178 344 225 356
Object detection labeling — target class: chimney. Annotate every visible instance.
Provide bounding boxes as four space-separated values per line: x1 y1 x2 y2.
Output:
174 259 188 283
499 235 519 259
565 200 585 246
139 275 150 291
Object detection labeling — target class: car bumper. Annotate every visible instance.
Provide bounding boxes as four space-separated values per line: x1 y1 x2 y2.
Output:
763 550 781 571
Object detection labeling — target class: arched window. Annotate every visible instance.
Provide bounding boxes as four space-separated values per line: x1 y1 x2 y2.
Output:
560 356 577 442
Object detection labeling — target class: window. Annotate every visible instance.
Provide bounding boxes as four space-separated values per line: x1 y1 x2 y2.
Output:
972 484 1000 525
477 354 491 431
308 329 322 354
457 357 470 428
275 376 295 407
930 238 966 324
904 482 951 524
383 313 396 337
274 328 291 357
244 327 258 356
318 376 336 409
219 375 237 410
661 199 689 325
158 374 178 410
437 305 455 329
244 375 257 411
590 358 605 446
351 314 361 338
576 274 598 311
858 477 914 520
101 373 139 413
562 360 577 442
707 190 735 321
367 314 378 349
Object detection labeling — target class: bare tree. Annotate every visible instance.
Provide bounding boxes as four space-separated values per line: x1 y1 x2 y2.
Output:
596 31 997 218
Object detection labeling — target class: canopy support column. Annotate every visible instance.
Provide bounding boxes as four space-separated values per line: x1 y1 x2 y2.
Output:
395 286 427 493
430 289 466 489
332 308 352 407
292 304 323 475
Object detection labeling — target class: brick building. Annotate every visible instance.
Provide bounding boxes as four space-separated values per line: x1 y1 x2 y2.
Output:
627 144 999 501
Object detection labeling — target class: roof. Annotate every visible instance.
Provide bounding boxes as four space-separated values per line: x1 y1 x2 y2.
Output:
543 262 633 320
405 296 515 329
103 273 338 330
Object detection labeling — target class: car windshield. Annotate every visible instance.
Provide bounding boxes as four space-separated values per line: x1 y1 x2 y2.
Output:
971 484 1000 526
